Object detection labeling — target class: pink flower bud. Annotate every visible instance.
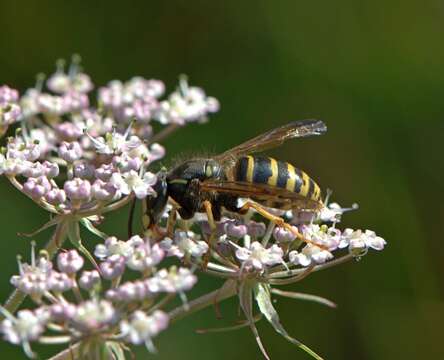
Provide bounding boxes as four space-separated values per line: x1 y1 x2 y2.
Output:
45 188 67 205
64 178 91 200
79 270 101 291
100 255 126 280
23 176 52 199
58 141 83 162
57 249 84 274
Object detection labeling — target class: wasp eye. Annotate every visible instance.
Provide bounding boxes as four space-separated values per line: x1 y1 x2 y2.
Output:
205 164 213 177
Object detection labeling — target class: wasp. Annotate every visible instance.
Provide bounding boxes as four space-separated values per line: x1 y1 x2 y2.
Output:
142 120 327 247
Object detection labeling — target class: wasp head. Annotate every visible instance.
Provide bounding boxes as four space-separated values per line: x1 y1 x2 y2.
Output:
166 158 224 219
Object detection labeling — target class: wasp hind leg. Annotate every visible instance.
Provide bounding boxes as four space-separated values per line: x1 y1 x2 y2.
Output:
238 201 328 250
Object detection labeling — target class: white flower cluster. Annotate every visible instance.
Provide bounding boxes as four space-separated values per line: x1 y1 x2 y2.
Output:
94 235 166 278
156 76 219 125
2 238 194 358
192 212 386 278
0 58 220 359
0 57 220 217
160 230 209 260
0 85 21 136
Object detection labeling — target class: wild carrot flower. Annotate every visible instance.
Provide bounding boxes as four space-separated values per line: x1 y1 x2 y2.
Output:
0 57 385 360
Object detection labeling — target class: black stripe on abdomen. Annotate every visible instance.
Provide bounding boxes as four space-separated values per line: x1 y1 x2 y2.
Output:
252 157 272 184
276 161 289 188
307 178 315 199
236 156 249 182
294 168 303 193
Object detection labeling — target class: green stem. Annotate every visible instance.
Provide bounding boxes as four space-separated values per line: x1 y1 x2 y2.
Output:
66 221 99 271
271 288 337 308
149 123 180 144
8 176 58 214
48 342 81 360
268 253 354 279
168 279 237 323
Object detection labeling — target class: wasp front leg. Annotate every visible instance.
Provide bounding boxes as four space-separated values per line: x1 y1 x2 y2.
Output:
201 200 221 268
166 204 178 238
142 204 175 242
203 200 216 232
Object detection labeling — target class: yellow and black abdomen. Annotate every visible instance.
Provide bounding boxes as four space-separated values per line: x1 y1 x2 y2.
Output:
234 155 322 202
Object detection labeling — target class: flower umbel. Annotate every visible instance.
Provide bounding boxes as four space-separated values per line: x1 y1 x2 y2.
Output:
0 57 385 360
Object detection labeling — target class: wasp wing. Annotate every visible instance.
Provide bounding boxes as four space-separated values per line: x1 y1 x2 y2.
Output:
214 119 327 164
200 179 323 212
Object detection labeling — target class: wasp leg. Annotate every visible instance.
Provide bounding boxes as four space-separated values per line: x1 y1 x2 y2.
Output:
203 200 216 233
148 225 168 242
166 205 178 238
142 214 165 242
238 201 328 250
143 205 180 242
202 200 219 268
203 200 217 249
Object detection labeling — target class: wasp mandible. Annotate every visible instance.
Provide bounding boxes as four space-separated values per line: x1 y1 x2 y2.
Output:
142 120 327 247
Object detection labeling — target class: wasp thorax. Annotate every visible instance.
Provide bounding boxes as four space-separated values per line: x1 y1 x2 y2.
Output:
167 158 223 182
204 159 223 179
164 159 226 220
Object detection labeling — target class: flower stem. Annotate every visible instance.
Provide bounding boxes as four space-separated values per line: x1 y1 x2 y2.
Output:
8 176 58 213
149 123 180 144
271 288 337 308
268 253 355 279
168 279 237 323
48 342 81 360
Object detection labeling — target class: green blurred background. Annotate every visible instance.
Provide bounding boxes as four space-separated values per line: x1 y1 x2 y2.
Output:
0 1 443 359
